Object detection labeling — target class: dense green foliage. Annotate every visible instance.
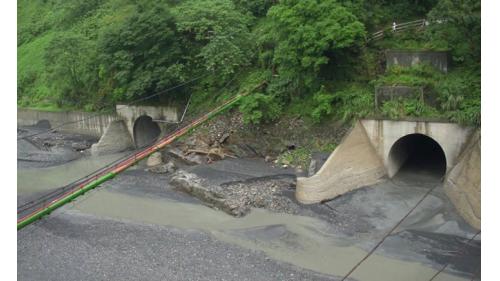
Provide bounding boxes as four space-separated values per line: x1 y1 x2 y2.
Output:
98 5 182 103
261 0 365 93
175 0 253 78
18 0 480 126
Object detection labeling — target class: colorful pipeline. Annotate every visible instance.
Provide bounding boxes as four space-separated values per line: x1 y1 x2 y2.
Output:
17 83 264 230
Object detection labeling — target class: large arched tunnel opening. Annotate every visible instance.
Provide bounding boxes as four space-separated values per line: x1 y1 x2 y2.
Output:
388 134 447 179
133 115 161 148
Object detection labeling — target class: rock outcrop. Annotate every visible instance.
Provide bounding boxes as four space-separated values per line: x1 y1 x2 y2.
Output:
146 152 163 167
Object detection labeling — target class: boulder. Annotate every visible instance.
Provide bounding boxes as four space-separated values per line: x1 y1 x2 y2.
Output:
147 152 163 167
147 161 177 174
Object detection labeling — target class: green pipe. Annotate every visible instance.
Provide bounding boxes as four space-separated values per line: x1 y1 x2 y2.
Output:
17 172 116 230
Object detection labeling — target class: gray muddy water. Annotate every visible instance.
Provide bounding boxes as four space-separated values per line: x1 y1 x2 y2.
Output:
17 152 129 195
67 186 467 281
17 150 474 281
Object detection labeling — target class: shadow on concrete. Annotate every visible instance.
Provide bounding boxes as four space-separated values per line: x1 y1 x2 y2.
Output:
389 133 447 180
133 115 161 148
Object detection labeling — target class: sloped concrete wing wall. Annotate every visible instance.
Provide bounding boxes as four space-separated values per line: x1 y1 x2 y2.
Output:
90 120 134 155
443 130 481 230
295 121 387 204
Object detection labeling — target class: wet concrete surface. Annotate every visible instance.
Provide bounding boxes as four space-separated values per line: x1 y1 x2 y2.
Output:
17 129 480 281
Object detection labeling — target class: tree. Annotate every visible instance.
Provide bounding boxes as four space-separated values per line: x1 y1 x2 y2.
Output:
261 0 366 96
44 33 98 107
426 0 480 64
232 0 276 17
98 4 184 102
174 0 253 80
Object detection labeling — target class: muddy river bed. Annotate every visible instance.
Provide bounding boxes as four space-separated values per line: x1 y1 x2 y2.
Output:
17 127 480 281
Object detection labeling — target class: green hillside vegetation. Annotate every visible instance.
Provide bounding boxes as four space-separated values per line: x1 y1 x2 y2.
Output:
18 0 480 125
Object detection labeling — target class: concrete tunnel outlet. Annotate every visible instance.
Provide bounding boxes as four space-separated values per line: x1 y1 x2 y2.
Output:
133 115 161 148
387 133 447 179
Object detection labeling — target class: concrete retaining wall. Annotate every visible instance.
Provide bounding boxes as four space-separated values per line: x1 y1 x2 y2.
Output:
386 50 449 72
375 86 424 108
443 130 481 230
17 109 119 137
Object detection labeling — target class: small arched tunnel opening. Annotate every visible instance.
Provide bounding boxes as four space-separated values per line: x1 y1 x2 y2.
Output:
133 115 161 148
388 134 447 179
35 119 51 129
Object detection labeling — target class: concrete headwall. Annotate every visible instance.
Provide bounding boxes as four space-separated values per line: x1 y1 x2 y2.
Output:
116 104 179 139
443 130 481 230
361 119 473 177
17 109 119 137
296 121 387 204
386 50 449 73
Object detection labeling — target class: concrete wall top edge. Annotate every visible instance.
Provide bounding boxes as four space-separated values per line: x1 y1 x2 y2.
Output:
360 117 474 127
116 104 178 111
385 49 449 54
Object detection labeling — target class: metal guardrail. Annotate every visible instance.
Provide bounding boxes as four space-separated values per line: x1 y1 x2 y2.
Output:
368 19 428 42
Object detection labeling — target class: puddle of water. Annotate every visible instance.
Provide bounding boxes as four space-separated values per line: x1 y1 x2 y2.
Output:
70 189 467 281
17 152 129 195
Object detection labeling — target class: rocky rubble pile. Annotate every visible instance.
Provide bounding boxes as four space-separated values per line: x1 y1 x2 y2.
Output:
170 170 299 217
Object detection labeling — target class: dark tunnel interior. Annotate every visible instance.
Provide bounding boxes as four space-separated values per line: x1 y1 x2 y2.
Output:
388 134 447 179
133 115 161 148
